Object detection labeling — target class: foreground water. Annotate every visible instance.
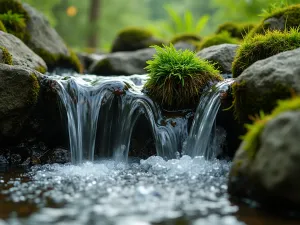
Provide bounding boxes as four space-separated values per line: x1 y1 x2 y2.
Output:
1 156 300 225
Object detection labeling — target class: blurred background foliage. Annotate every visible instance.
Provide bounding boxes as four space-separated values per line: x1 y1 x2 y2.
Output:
20 0 300 52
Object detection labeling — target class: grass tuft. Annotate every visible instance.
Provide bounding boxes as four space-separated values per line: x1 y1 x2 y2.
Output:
144 44 223 109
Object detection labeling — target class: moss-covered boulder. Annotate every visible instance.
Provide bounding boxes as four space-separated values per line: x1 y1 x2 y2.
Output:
0 64 40 139
233 48 300 123
229 97 300 208
170 33 202 44
0 31 47 72
197 44 239 74
216 22 255 39
111 27 164 52
143 45 223 110
197 31 239 51
248 4 300 38
232 29 300 78
21 3 82 73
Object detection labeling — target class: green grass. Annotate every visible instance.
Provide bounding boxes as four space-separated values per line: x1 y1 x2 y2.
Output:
0 20 6 32
232 28 300 77
197 31 240 51
242 96 300 159
144 44 223 109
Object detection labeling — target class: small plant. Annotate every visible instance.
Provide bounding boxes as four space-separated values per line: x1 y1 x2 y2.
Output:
232 28 300 77
0 46 13 65
197 31 239 51
0 20 6 32
144 44 223 109
0 10 28 41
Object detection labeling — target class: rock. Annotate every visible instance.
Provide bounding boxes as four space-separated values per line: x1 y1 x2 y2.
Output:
89 43 197 76
263 16 286 31
0 31 47 72
233 48 300 122
22 3 81 72
77 52 105 73
197 44 239 74
0 64 40 140
229 110 300 208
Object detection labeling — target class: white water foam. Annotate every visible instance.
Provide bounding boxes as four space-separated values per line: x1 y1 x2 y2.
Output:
1 156 245 225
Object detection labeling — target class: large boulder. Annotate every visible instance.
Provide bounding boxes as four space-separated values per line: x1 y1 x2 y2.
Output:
0 31 47 72
21 3 81 72
197 44 239 74
233 48 300 123
89 43 196 76
229 107 300 208
0 64 40 140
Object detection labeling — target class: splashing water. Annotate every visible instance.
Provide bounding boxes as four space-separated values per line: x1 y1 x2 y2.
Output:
183 79 234 159
1 156 245 225
50 74 189 164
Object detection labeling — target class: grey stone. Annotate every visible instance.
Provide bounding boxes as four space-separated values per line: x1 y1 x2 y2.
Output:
264 16 286 31
229 110 300 206
197 44 239 74
0 64 40 138
234 48 300 121
0 31 47 71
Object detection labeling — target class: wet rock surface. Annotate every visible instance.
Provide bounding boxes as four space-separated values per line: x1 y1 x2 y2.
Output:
0 31 47 71
197 44 239 74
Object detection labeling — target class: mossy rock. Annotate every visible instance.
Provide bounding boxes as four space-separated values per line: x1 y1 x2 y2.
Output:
248 4 300 38
232 47 300 124
170 33 202 44
0 46 12 65
0 0 30 42
197 31 239 51
232 29 300 78
0 20 6 32
144 44 223 110
111 27 164 52
216 22 255 39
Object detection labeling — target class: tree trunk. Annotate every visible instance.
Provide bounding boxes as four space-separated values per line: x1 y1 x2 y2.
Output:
88 0 101 48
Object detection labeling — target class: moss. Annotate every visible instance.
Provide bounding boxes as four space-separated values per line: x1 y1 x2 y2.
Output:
216 22 255 39
232 80 293 123
92 58 114 75
197 31 240 51
33 48 82 73
232 29 300 78
111 27 163 52
144 44 223 110
27 73 40 106
0 0 31 42
0 20 6 32
34 65 47 74
248 4 300 38
0 46 13 65
242 96 300 159
170 33 202 44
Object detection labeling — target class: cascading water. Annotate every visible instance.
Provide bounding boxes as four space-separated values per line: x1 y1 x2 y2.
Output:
183 79 234 159
50 74 189 164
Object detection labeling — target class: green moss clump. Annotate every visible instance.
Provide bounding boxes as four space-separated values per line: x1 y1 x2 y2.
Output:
111 27 163 52
248 4 300 38
170 33 202 44
27 73 40 105
144 44 223 110
216 22 255 39
92 58 114 75
0 0 29 20
0 20 6 32
197 31 240 51
232 29 300 78
34 65 47 74
0 46 13 65
33 48 82 73
0 11 30 42
242 96 300 159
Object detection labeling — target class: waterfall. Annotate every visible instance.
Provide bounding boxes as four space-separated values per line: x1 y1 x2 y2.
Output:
49 74 188 164
183 79 234 159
